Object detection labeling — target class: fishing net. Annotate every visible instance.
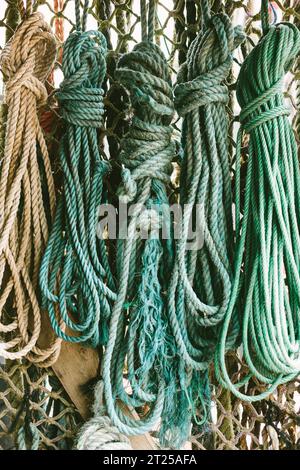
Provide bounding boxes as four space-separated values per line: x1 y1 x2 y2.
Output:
0 0 299 450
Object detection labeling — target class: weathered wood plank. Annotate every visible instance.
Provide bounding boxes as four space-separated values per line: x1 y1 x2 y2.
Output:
52 342 156 450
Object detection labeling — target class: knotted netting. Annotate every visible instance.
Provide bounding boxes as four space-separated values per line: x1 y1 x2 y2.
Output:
0 0 299 450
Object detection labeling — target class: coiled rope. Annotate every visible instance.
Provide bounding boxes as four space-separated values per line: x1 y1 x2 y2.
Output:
102 0 196 447
39 0 116 347
167 1 244 371
76 380 132 450
0 3 61 366
215 0 300 401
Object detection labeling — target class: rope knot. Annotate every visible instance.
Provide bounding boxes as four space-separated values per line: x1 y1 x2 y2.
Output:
174 13 245 116
116 42 175 201
57 30 107 127
1 12 56 106
237 24 300 133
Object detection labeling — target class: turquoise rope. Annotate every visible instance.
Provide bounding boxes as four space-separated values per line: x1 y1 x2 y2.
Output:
215 3 300 401
39 0 115 347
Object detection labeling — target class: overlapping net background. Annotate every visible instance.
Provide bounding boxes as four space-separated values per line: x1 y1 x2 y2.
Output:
0 0 299 450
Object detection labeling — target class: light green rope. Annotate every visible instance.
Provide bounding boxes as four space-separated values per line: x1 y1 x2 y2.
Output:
215 1 300 401
39 0 115 347
167 2 244 371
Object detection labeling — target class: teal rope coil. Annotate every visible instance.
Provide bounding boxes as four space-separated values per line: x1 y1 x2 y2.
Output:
39 0 115 347
215 7 300 400
102 0 199 448
167 4 244 371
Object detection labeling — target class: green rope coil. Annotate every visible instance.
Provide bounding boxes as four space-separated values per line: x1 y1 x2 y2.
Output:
102 0 200 447
167 3 244 371
39 1 115 347
215 13 300 401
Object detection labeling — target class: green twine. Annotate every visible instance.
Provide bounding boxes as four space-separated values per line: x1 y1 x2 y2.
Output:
39 0 115 347
215 4 300 401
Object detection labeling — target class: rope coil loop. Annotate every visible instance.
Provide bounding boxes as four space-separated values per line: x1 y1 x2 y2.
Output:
167 9 245 372
0 11 62 366
102 1 197 448
39 1 115 347
76 380 132 450
215 18 300 400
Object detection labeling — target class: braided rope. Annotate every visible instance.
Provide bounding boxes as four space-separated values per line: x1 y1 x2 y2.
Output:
39 0 116 347
215 2 300 401
0 7 62 366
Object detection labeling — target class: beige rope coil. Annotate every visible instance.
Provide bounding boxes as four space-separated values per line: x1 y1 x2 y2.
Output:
0 10 62 366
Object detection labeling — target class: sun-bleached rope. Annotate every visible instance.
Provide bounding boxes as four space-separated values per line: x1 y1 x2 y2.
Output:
0 8 62 366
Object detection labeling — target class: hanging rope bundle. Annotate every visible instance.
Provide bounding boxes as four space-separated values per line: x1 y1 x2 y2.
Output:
39 0 116 347
0 3 61 366
101 0 198 448
215 0 300 401
167 1 244 371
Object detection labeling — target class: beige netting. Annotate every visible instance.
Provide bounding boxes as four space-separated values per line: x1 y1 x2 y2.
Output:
0 0 299 450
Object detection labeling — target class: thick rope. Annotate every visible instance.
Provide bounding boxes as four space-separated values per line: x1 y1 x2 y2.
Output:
0 8 62 366
102 0 196 448
167 3 244 372
39 0 116 347
215 2 300 401
76 381 132 450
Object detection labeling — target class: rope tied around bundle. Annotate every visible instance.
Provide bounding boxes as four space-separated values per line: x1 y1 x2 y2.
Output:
102 0 196 448
167 2 245 372
76 380 132 450
0 7 61 366
215 0 300 401
117 40 175 205
39 0 116 347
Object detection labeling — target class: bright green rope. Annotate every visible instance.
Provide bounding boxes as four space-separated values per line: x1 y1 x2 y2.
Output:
39 0 115 347
167 2 244 371
215 1 300 401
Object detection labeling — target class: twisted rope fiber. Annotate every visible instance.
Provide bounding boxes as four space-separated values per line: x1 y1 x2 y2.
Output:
215 2 300 401
102 0 197 447
167 2 244 379
76 380 132 450
0 9 62 366
39 0 116 347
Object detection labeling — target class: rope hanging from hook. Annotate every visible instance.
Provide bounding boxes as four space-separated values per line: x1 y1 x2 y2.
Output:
215 0 300 401
39 0 115 347
0 1 61 366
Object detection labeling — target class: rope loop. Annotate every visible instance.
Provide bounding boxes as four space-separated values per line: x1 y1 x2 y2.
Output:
57 30 107 127
116 41 175 202
215 20 300 401
1 12 56 106
238 23 300 133
175 13 244 116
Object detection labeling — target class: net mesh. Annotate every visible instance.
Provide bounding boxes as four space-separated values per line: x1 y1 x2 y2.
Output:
0 0 299 450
